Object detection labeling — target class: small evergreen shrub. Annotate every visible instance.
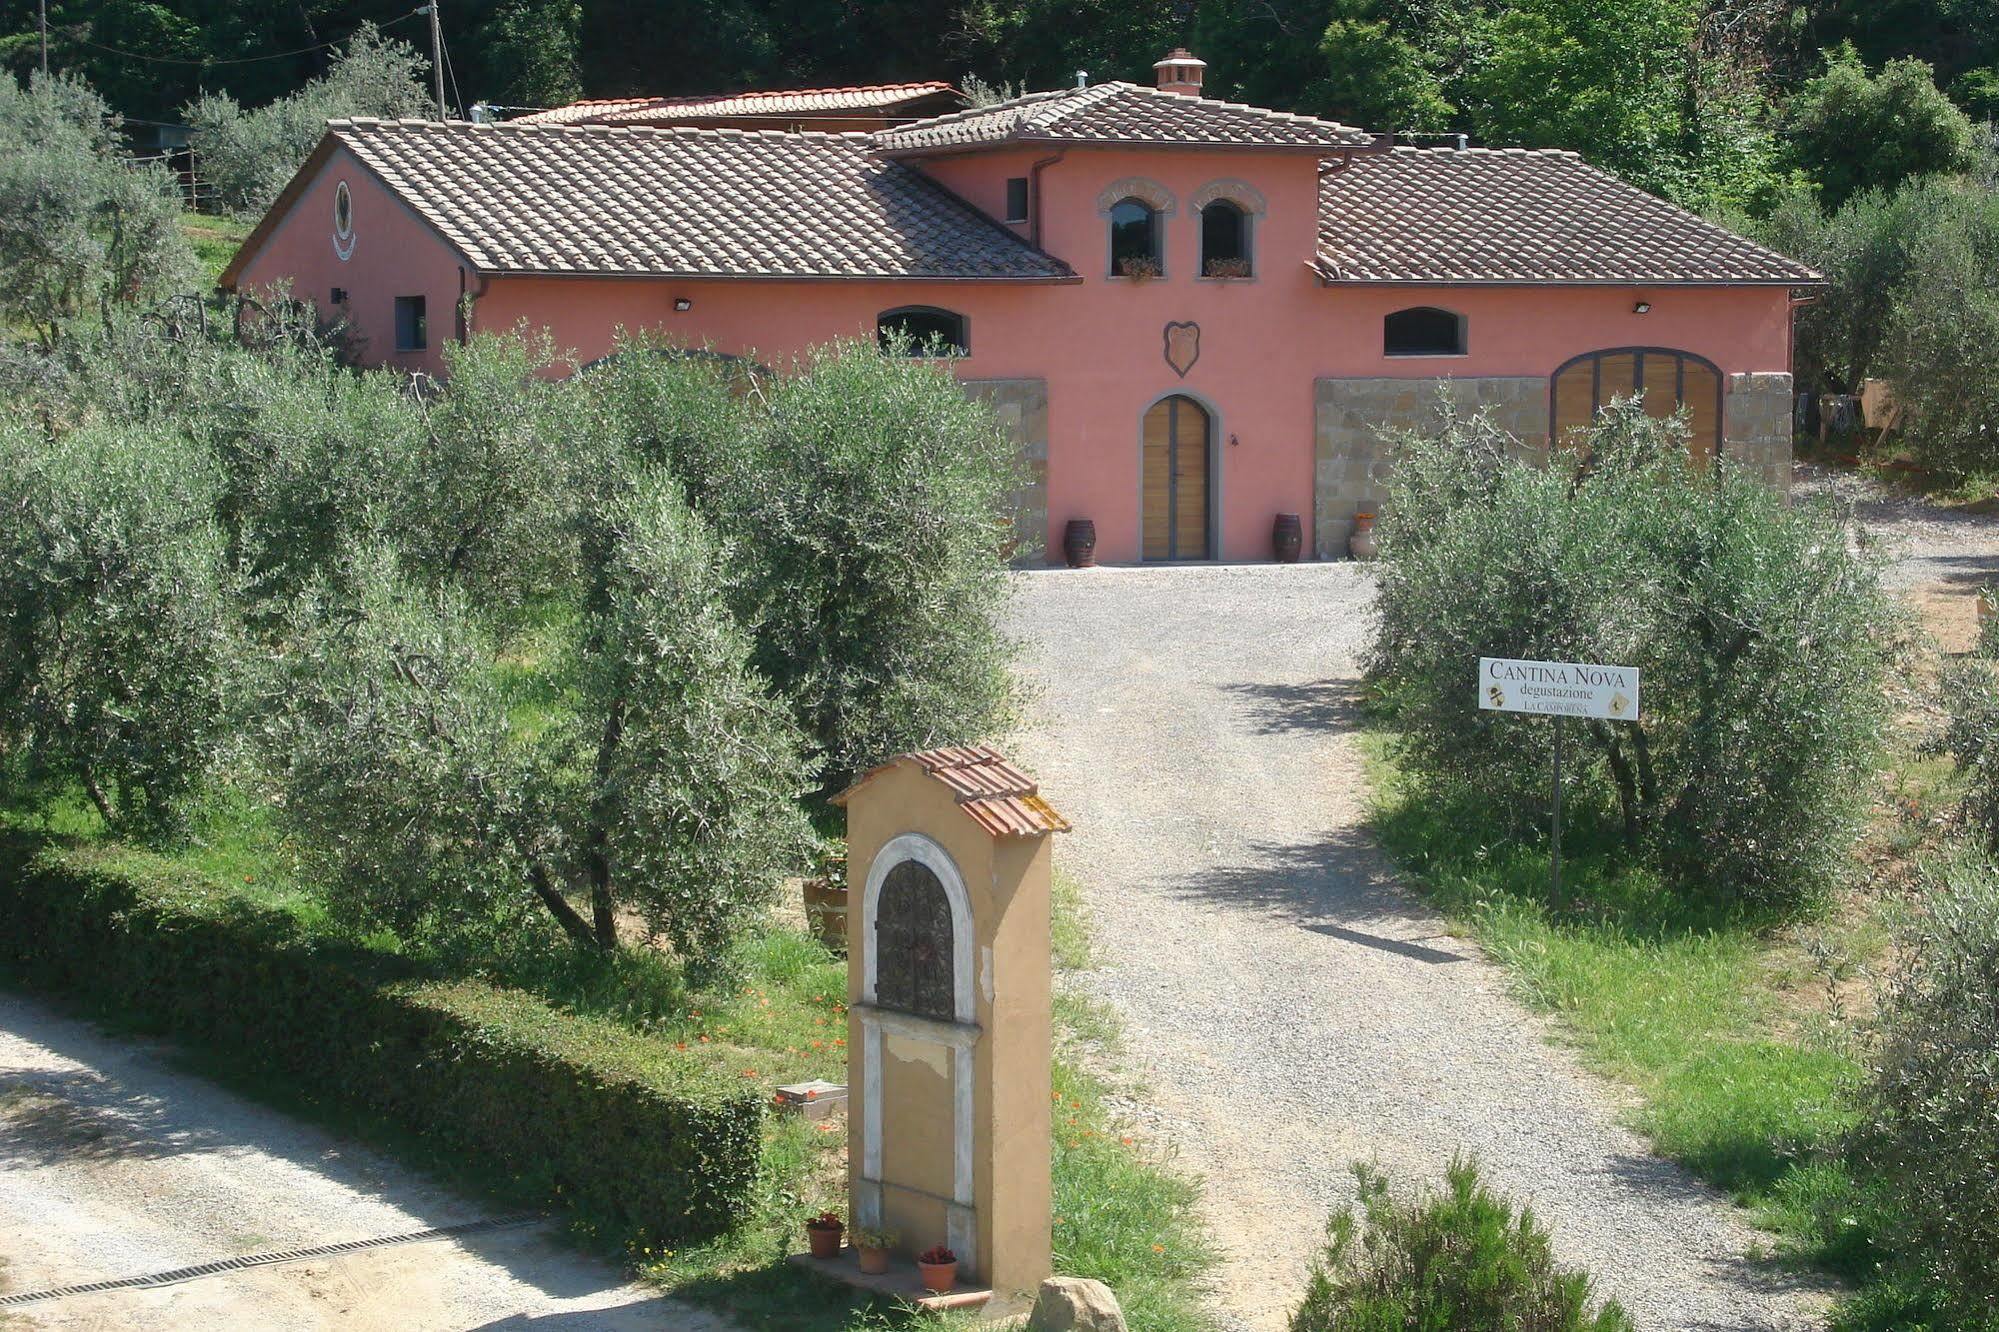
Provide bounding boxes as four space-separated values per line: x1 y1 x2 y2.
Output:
1291 1157 1633 1332
1850 853 1999 1325
1287 1152 1631 1328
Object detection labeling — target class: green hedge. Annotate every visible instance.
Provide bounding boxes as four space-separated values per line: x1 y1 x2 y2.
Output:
0 835 762 1247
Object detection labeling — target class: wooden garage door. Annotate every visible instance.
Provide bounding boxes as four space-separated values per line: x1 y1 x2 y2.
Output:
1551 348 1722 462
1142 395 1211 561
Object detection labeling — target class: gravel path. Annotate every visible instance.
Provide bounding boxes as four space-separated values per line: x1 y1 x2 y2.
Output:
0 992 730 1331
1795 461 1999 592
1007 563 1834 1332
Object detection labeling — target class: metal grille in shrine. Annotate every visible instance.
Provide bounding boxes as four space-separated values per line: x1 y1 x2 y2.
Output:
874 859 954 1020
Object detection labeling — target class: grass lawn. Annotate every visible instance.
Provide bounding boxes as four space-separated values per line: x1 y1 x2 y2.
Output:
180 211 251 286
1361 726 1954 1327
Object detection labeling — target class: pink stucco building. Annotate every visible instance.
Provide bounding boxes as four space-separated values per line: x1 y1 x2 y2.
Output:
222 50 1816 564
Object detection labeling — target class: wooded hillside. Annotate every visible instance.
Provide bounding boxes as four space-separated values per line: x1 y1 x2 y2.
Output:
5 1 1995 213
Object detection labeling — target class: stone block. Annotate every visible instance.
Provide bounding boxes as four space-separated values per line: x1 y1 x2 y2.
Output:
1027 1276 1127 1331
963 377 1051 566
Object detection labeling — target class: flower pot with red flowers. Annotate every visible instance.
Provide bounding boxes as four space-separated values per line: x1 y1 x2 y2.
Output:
805 1210 844 1259
916 1244 958 1293
852 1226 897 1275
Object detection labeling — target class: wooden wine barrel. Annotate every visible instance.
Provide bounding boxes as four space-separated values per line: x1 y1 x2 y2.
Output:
1272 513 1303 563
1063 518 1098 568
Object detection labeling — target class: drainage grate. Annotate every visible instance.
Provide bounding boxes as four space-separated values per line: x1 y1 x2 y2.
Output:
0 1213 541 1308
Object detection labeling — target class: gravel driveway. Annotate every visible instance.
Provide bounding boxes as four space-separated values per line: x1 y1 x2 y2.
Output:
0 992 729 1331
1007 563 1832 1332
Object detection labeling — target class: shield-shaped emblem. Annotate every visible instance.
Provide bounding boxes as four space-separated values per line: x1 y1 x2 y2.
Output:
1163 321 1200 378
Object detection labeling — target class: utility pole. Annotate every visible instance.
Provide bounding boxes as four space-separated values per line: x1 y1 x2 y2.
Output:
39 0 48 75
424 1 446 119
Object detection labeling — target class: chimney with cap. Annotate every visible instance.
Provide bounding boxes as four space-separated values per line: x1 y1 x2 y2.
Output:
1153 48 1206 97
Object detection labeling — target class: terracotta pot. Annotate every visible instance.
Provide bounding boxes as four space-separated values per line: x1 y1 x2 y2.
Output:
1063 519 1098 568
918 1259 958 1293
1348 511 1379 561
857 1244 891 1276
1272 512 1303 563
806 1223 843 1260
800 876 848 954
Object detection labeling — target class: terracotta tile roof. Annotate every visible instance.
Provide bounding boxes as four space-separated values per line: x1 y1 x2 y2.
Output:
509 97 659 126
323 119 1074 281
514 83 960 127
835 744 1070 838
876 81 1373 155
1316 146 1820 286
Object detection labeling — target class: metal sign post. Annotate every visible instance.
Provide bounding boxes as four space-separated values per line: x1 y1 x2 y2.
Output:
1478 657 1640 914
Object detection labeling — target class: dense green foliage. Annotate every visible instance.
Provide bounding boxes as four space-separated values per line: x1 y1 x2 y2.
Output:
0 317 1018 965
1933 657 1999 850
576 337 1024 790
1369 400 1890 909
1290 1157 1632 1331
0 834 766 1246
0 71 189 343
3 0 1993 220
1764 175 1999 478
0 415 234 843
1784 43 1980 209
711 342 1023 788
1850 853 1999 1328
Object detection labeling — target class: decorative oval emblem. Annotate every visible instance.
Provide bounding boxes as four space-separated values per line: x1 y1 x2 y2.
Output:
332 180 355 261
1163 321 1200 378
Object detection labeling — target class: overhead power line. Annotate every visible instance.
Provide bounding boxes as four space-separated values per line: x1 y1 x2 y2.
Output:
67 10 421 68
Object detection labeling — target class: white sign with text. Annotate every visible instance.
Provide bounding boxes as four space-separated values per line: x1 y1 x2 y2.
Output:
1478 657 1640 722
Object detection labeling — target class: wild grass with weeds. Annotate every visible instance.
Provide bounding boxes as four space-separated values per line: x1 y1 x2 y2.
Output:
1362 726 1918 1307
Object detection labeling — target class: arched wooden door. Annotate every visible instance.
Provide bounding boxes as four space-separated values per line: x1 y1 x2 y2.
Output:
1142 395 1212 561
1551 348 1722 462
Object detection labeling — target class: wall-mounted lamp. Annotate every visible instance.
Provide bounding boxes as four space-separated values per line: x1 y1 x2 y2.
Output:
1632 300 1652 314
1228 432 1241 448
673 297 693 312
330 286 348 305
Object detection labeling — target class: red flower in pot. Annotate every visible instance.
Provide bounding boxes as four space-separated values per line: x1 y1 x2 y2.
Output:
917 1244 958 1293
804 1210 843 1260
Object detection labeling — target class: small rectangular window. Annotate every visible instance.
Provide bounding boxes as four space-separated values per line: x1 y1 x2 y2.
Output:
1005 177 1029 223
395 295 427 352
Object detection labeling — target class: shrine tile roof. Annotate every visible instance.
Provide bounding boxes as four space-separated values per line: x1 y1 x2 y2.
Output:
836 744 1070 838
874 81 1374 155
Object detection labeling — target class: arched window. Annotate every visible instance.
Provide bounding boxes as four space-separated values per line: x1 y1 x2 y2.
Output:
1200 200 1251 277
874 859 954 1021
1109 198 1161 277
877 306 968 356
1384 307 1467 357
1551 347 1723 462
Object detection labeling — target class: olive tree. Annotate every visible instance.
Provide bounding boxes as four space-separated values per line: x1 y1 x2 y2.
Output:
1368 399 1891 909
259 471 813 977
0 419 236 842
185 25 432 215
706 341 1023 788
0 72 192 347
1853 852 1999 1320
